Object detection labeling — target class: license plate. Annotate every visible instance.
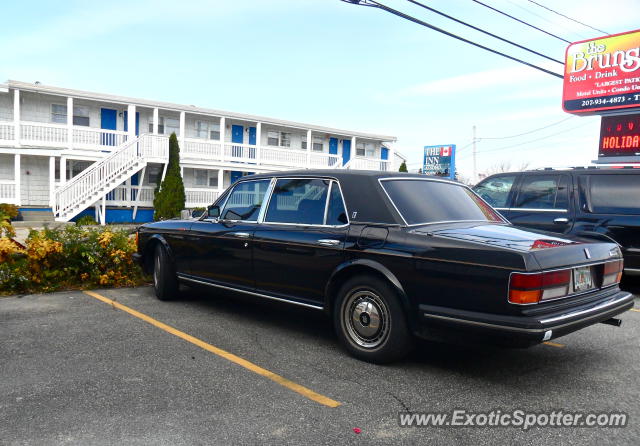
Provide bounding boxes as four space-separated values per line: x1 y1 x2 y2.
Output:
573 266 594 292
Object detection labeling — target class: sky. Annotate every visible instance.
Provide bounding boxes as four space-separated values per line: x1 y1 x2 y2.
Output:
1 0 638 181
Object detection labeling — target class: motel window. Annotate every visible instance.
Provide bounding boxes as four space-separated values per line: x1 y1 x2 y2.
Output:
301 135 307 150
73 106 90 127
267 131 279 146
209 171 219 187
147 166 162 185
195 169 208 186
194 121 221 140
312 137 323 152
356 142 375 157
164 117 180 136
280 132 291 148
148 117 165 134
51 104 67 124
356 142 365 157
210 123 220 140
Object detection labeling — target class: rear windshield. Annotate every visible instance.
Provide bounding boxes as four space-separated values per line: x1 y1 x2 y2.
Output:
587 174 640 215
381 179 503 225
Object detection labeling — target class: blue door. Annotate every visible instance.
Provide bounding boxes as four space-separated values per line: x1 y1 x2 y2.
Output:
329 138 338 154
381 147 389 160
248 127 256 145
231 125 244 159
123 111 140 136
230 171 243 184
101 108 117 146
342 139 351 166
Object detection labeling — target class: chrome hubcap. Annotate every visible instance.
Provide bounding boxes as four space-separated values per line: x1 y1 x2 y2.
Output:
343 290 389 349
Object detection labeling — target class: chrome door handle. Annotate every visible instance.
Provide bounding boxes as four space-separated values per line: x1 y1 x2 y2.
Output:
553 218 569 224
317 239 340 246
232 232 251 238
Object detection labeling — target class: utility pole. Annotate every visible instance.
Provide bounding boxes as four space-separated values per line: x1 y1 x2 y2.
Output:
472 125 477 184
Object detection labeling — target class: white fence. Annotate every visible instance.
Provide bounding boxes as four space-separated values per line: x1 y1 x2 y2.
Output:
0 181 17 204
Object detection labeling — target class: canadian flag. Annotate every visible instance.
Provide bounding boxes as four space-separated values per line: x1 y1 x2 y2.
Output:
440 146 451 157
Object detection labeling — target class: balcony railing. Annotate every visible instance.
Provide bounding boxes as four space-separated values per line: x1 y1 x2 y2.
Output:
345 157 390 171
0 180 17 204
105 185 220 208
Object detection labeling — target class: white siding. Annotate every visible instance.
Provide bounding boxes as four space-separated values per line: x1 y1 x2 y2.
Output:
0 93 12 121
0 154 14 180
20 155 50 206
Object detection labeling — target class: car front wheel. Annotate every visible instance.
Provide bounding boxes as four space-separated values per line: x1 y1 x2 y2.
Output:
334 275 413 363
153 244 178 301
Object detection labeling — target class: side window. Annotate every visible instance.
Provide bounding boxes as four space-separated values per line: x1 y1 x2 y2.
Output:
265 178 329 225
326 182 348 225
587 174 640 215
515 175 567 210
221 180 270 221
473 175 516 208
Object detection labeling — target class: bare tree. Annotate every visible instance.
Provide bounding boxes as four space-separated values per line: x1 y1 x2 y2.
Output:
481 161 531 177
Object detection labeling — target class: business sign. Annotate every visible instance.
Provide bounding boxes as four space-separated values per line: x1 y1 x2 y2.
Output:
423 145 456 180
599 113 640 157
563 29 640 114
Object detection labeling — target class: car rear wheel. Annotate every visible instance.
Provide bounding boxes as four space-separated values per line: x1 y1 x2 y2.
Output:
153 244 179 301
334 275 413 363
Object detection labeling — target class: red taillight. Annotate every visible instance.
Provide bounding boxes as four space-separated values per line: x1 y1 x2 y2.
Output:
603 260 623 286
509 269 571 304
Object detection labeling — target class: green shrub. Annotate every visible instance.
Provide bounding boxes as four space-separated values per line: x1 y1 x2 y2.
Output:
76 215 98 226
399 161 408 172
0 226 147 295
153 133 185 220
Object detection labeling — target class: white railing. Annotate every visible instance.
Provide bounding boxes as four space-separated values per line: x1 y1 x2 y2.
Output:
183 138 222 159
140 134 169 158
0 122 14 141
54 133 167 218
223 142 257 163
105 185 156 206
73 127 128 149
0 180 17 204
20 121 68 146
345 157 390 171
310 152 341 168
261 146 307 167
185 188 220 207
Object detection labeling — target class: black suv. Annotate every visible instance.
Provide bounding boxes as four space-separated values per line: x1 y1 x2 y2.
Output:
473 167 640 276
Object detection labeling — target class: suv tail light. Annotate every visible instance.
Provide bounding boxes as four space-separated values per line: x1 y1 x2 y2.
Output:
602 260 623 287
509 269 571 304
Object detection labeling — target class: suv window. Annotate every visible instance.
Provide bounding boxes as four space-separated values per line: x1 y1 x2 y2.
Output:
587 174 640 215
265 178 330 225
221 179 270 221
514 175 568 210
474 175 516 208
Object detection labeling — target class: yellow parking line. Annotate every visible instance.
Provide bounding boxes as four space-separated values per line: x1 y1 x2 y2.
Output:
83 290 340 408
630 308 640 313
543 341 565 348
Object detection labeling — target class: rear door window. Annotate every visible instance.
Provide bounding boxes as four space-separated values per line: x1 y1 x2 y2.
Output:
586 174 640 215
265 178 330 225
473 175 517 208
514 175 568 210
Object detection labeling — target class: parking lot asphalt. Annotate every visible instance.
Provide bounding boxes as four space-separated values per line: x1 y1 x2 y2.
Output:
1 283 639 445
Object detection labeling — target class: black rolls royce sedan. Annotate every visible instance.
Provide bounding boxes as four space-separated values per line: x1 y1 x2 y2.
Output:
134 170 634 363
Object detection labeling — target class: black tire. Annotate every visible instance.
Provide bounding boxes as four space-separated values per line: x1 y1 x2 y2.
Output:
333 274 414 363
152 244 179 301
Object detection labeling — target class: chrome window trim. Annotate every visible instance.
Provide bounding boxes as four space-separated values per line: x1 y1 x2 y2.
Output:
323 181 332 225
260 177 350 228
377 177 508 227
508 208 568 213
507 258 623 306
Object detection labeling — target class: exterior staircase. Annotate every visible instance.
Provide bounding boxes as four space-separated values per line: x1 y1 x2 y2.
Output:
53 134 168 222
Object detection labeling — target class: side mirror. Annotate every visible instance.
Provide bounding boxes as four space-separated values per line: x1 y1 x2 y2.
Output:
207 205 220 219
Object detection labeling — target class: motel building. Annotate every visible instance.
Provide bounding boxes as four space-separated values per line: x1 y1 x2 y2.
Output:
0 80 402 224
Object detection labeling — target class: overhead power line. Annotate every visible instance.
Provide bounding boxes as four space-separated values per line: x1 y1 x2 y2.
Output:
526 0 610 35
470 0 571 44
341 0 564 79
405 0 563 65
478 116 575 140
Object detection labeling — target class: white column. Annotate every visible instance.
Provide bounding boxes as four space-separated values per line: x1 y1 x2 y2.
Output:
127 104 136 140
256 122 262 165
217 168 224 191
219 117 226 162
153 108 159 134
306 129 312 168
67 97 73 149
13 89 20 147
179 111 185 147
14 154 21 206
60 156 67 184
49 156 55 208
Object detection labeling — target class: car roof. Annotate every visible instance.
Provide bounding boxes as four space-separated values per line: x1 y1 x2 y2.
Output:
234 170 460 225
480 167 640 179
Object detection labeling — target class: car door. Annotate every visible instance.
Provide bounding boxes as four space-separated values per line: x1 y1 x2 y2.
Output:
187 178 271 290
506 173 574 234
252 178 348 306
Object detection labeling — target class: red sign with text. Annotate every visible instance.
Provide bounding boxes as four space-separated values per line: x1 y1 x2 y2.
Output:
563 29 640 114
